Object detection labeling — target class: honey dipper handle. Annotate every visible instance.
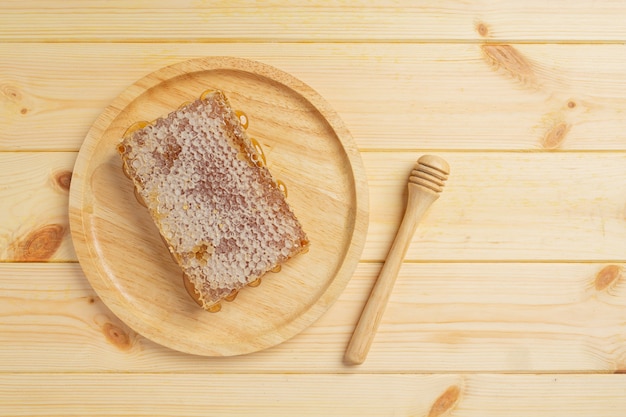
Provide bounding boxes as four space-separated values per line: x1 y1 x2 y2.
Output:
344 155 449 365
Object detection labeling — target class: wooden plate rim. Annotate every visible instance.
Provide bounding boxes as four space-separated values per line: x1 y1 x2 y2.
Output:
69 56 369 356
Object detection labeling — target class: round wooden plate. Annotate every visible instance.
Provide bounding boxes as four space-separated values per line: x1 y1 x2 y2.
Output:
69 57 369 356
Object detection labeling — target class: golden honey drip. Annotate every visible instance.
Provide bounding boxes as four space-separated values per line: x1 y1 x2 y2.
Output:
134 186 147 208
207 303 222 313
250 138 267 166
250 152 263 168
248 277 262 287
121 161 131 179
123 121 150 139
182 273 222 312
182 273 203 307
270 265 282 273
224 290 239 302
177 101 192 110
300 238 310 254
276 179 288 197
160 235 179 264
200 89 215 101
235 110 249 129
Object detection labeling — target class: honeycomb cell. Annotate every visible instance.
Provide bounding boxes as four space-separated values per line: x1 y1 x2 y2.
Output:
116 91 309 311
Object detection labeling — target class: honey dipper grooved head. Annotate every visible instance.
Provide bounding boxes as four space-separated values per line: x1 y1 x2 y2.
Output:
409 155 450 193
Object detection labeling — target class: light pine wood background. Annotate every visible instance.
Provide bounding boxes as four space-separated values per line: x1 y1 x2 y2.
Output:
2 1 626 415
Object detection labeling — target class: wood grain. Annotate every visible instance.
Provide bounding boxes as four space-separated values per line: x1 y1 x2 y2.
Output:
3 151 626 263
2 43 626 151
2 0 626 42
0 152 76 261
2 373 626 417
4 1 626 414
68 57 368 356
363 152 626 262
2 262 626 373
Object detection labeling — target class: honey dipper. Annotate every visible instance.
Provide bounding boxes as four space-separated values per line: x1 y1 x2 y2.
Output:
344 155 450 365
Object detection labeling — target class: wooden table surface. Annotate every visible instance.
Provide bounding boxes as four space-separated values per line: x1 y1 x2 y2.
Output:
2 1 626 415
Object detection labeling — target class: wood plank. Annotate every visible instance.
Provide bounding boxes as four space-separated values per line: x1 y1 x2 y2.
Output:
68 57 369 357
2 373 626 417
2 43 626 151
2 151 626 262
0 152 76 262
363 151 626 262
2 262 625 373
2 0 626 42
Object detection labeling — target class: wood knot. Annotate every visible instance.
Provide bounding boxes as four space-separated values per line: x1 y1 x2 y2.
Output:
11 224 65 261
541 122 570 149
476 21 489 37
102 322 131 351
1 83 22 102
428 385 461 417
567 100 576 109
595 265 623 291
481 44 535 85
52 170 72 192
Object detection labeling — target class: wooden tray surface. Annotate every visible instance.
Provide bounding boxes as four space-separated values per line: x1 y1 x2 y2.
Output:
69 57 369 356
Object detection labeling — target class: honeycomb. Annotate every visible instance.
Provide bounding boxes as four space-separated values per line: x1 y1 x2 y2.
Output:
117 90 309 309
